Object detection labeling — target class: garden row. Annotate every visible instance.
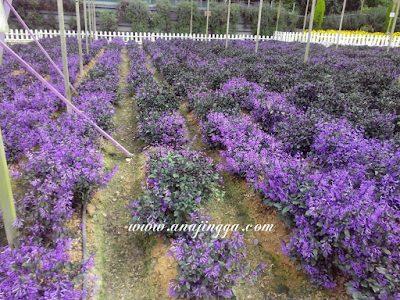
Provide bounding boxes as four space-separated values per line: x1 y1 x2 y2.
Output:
125 40 265 299
0 37 124 298
142 39 400 299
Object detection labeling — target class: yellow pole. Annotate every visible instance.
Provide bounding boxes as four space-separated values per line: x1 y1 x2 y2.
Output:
336 0 347 49
76 0 84 77
0 128 18 248
255 0 263 52
304 0 317 63
387 0 400 53
57 0 73 112
225 0 231 48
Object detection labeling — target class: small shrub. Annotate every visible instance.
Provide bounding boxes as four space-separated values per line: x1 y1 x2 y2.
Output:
99 11 118 32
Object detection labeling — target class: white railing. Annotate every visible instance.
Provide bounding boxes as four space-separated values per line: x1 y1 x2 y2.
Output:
5 29 400 47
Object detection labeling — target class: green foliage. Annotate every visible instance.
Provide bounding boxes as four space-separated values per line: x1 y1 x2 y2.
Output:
314 0 326 29
125 0 150 32
99 11 118 32
209 2 242 34
320 6 389 31
151 0 172 33
174 1 205 33
116 0 131 22
242 4 298 36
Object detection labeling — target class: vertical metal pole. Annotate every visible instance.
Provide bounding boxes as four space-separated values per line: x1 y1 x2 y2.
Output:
387 0 400 53
225 0 231 48
293 2 295 12
255 0 263 52
76 0 84 78
0 128 18 249
248 0 250 7
304 0 317 63
387 0 397 35
57 0 73 112
206 0 210 42
83 0 89 53
92 0 96 40
276 0 282 32
302 0 310 35
88 0 92 43
190 0 193 35
336 0 346 49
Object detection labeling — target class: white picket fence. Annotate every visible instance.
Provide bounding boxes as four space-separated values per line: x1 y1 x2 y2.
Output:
5 28 400 47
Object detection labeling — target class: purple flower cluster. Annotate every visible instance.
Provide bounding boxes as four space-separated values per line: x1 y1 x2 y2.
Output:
127 146 264 299
0 38 123 298
126 40 188 148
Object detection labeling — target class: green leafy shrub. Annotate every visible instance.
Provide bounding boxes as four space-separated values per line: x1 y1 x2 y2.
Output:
116 0 131 22
128 148 223 239
151 0 172 33
209 2 242 34
99 11 118 32
314 0 326 29
175 1 205 33
242 4 298 36
126 0 150 32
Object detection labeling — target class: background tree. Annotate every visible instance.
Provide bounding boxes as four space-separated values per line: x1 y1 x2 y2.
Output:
99 11 118 32
314 0 326 29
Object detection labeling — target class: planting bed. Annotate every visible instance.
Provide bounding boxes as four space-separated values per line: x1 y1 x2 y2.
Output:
1 36 400 300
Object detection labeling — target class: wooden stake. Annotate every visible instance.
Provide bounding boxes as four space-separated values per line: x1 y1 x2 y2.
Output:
57 0 72 112
225 0 231 48
302 0 310 34
0 128 18 249
76 0 84 78
336 0 347 49
206 0 210 42
387 0 397 35
387 0 400 53
255 0 263 52
83 0 89 53
276 0 282 32
88 0 92 43
190 0 193 35
304 0 317 63
92 0 96 40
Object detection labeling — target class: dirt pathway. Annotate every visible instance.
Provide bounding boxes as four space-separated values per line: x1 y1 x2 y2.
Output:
86 47 156 300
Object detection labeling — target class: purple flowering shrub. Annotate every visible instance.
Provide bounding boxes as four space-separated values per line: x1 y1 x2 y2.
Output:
0 37 122 297
126 41 188 148
0 237 95 300
201 109 400 298
137 111 189 147
128 147 223 239
168 228 265 299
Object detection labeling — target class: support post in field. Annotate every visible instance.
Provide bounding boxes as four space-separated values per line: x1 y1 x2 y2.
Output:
276 0 282 32
57 0 73 112
293 2 295 12
205 0 210 42
248 0 250 7
88 0 92 43
387 0 400 53
255 0 263 52
0 3 17 249
92 0 96 39
336 0 347 49
225 0 231 48
302 0 310 37
304 0 317 63
387 0 397 35
190 0 193 35
0 128 18 249
76 0 84 78
83 0 89 53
